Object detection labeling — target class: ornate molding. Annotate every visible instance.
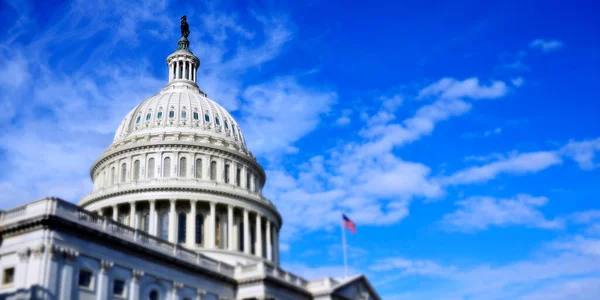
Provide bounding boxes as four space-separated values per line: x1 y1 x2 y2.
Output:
17 248 31 262
132 269 144 280
100 260 114 272
173 281 184 291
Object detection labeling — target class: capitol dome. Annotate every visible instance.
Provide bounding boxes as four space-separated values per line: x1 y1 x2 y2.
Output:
79 23 281 267
113 76 247 151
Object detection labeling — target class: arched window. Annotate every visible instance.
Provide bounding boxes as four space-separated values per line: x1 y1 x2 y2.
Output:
195 159 202 178
169 110 175 119
236 167 241 186
215 117 221 126
141 213 149 232
195 214 204 244
210 161 217 181
204 113 210 122
193 112 199 120
157 111 163 120
224 120 229 129
224 164 230 183
163 157 171 177
111 167 116 185
160 213 169 240
149 290 159 300
215 217 221 248
181 111 187 119
136 115 141 124
239 221 244 252
178 213 186 244
179 157 187 177
147 158 155 179
133 160 140 181
120 163 127 183
146 113 152 121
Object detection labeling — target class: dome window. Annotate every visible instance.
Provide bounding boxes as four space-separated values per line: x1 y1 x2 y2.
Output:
181 111 187 119
169 111 175 119
225 121 229 129
204 114 210 122
157 111 163 119
136 115 141 124
215 117 221 126
193 112 199 120
146 113 151 121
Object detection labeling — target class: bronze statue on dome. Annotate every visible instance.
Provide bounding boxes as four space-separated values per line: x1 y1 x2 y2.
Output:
180 15 190 38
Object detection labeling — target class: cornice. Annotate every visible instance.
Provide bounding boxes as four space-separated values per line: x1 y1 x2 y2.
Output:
79 185 282 225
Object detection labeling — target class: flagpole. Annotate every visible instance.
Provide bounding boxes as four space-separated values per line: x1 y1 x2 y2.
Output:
341 213 348 279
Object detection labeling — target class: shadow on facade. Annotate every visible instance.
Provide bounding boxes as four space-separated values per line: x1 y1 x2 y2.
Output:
0 285 56 300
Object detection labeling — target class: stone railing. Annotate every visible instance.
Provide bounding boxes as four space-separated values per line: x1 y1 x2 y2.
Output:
236 261 308 290
81 178 272 206
0 197 234 278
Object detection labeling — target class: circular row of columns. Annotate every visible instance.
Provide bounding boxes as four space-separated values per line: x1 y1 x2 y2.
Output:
99 200 279 265
169 58 197 83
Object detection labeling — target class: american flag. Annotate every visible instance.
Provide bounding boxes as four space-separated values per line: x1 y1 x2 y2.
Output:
342 214 356 234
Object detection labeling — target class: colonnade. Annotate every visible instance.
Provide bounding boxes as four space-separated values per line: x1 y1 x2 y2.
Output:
94 152 262 195
169 56 198 83
98 199 279 264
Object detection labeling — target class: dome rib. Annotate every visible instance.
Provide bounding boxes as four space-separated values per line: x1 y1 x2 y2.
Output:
113 87 247 150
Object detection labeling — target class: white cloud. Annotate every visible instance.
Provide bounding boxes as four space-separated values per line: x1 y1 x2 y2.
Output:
335 109 353 126
266 78 512 240
511 77 524 87
371 236 600 299
441 151 562 185
439 194 564 233
560 138 600 170
418 77 508 100
530 39 564 52
240 77 336 157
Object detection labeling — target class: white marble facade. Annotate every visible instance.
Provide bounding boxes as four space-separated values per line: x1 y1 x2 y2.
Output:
0 22 381 300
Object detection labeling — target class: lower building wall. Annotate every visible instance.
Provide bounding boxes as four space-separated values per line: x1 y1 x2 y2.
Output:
0 227 236 300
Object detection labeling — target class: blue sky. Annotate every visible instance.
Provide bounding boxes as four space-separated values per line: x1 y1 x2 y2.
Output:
1 0 599 299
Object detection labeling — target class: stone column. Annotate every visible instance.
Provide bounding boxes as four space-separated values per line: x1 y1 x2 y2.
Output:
16 250 30 289
169 63 173 82
172 282 183 300
98 209 104 217
218 158 225 183
209 202 216 248
59 250 79 300
243 209 250 255
187 200 197 247
241 166 247 189
97 260 114 300
112 205 118 221
149 200 156 236
129 202 136 228
250 173 255 192
255 214 263 258
227 205 234 250
188 61 192 80
274 227 280 266
266 220 272 261
169 199 177 243
130 270 144 299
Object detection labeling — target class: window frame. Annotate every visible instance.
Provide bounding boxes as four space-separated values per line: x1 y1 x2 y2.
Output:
77 269 94 290
2 267 15 286
112 278 127 298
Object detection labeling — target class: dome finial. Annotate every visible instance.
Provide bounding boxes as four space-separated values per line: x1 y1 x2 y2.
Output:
178 15 191 51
